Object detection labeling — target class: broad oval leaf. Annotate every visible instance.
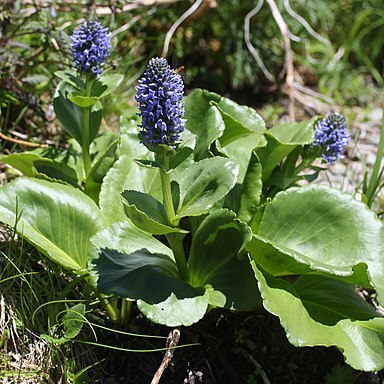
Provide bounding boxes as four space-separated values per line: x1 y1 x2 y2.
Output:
99 155 161 225
0 152 80 187
0 178 102 272
36 139 84 184
53 81 83 144
122 190 186 235
267 116 318 144
99 117 161 225
90 222 203 305
138 292 209 327
238 151 263 224
54 70 84 89
253 263 384 371
247 236 373 288
253 185 384 304
216 97 266 147
53 81 102 146
256 116 319 182
91 74 124 99
172 157 239 218
0 152 43 177
67 94 99 108
184 89 224 160
85 133 118 203
188 209 260 310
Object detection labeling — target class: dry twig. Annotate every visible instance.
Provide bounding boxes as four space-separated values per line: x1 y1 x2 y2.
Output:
282 0 330 46
0 132 48 148
265 0 296 120
244 0 275 82
20 0 183 16
151 329 181 384
161 0 204 57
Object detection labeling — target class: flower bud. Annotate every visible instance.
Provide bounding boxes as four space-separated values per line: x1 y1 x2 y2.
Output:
313 113 350 163
135 57 185 149
70 20 111 77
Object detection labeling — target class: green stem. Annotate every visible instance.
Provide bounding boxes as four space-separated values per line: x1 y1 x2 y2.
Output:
292 158 311 177
120 299 133 325
87 276 120 322
159 155 176 223
97 292 120 322
81 76 94 178
166 233 190 283
366 109 384 207
158 153 190 282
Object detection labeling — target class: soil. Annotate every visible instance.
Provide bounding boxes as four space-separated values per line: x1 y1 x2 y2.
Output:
88 307 383 384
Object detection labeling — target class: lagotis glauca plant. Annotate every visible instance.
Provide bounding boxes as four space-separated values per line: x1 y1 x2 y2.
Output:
0 20 384 372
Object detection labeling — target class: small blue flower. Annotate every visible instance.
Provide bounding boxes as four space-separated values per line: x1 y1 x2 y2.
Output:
313 113 350 163
70 20 111 77
135 57 185 148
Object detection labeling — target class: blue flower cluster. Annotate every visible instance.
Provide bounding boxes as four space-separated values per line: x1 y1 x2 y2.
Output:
136 57 185 148
313 113 350 163
70 20 111 77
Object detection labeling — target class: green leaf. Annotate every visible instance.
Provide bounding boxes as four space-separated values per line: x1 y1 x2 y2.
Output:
267 117 318 144
216 98 266 147
172 157 239 218
54 70 84 89
67 94 99 108
38 139 84 184
62 304 86 339
99 155 161 225
138 292 209 327
253 264 384 371
53 81 83 144
184 89 224 160
219 135 266 183
88 102 103 145
90 222 203 302
122 190 186 235
0 152 45 177
188 209 260 310
57 74 123 107
90 222 214 326
84 133 118 203
168 129 196 170
238 151 263 224
251 185 384 303
91 74 124 99
99 116 161 224
0 178 102 272
257 116 318 182
53 81 102 146
247 236 372 287
90 131 118 164
0 152 80 187
211 98 266 182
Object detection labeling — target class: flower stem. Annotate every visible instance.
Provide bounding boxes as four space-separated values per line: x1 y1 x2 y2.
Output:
81 76 94 178
158 153 189 282
98 293 120 322
159 155 176 223
120 299 133 325
166 233 190 283
366 109 384 207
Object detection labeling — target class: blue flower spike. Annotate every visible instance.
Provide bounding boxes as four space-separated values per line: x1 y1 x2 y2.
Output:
136 57 185 150
313 113 350 163
71 20 111 77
